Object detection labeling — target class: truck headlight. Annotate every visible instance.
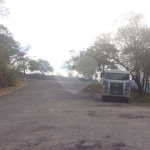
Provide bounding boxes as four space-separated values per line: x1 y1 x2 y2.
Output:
125 89 129 94
125 82 130 90
104 88 107 93
104 85 108 93
104 85 108 89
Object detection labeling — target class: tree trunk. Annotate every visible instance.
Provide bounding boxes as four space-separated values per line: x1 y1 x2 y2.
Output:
135 77 143 95
0 74 2 87
142 73 145 90
144 76 150 95
2 75 7 87
131 74 143 95
2 70 17 86
24 68 26 82
137 82 143 95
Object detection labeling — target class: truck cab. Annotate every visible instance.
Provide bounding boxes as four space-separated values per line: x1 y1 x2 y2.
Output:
102 69 130 103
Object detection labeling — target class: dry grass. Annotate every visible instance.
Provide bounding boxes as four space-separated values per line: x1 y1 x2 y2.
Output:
0 80 27 95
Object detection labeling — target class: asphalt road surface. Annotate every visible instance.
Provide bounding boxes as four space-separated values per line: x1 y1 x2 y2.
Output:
0 79 150 150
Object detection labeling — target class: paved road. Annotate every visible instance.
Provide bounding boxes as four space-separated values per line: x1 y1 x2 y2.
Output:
0 79 150 150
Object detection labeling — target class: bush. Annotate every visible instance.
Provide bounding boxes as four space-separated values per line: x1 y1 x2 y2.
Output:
7 73 17 86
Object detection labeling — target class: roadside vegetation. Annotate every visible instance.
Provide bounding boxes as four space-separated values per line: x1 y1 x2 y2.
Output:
89 83 103 94
64 12 150 100
0 80 27 95
0 1 54 92
88 83 150 103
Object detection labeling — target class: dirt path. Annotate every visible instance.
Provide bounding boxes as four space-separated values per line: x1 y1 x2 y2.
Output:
0 79 149 150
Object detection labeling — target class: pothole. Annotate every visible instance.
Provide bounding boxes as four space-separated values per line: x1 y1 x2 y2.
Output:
55 140 137 150
62 111 75 113
32 125 55 132
75 140 102 150
119 114 147 119
87 111 100 117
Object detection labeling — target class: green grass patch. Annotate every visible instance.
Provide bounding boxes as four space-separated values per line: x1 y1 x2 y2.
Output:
89 83 150 103
88 83 102 94
130 89 150 103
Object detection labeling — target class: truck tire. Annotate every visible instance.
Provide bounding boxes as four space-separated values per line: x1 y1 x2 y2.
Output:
125 98 130 103
102 96 106 102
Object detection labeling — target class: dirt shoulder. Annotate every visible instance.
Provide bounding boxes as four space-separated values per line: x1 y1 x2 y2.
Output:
1 80 150 149
0 80 28 96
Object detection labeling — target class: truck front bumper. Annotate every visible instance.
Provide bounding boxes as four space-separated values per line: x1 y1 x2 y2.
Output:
102 88 130 98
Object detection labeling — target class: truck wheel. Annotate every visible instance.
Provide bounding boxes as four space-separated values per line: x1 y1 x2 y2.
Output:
125 98 130 103
102 96 106 102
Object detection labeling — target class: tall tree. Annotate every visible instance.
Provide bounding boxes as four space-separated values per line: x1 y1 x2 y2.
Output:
0 0 9 17
28 59 54 74
86 34 118 72
0 24 21 87
115 12 150 95
18 45 31 82
28 59 39 72
63 34 118 78
63 12 150 95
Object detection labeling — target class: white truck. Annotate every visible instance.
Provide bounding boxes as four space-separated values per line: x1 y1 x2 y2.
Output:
101 69 130 103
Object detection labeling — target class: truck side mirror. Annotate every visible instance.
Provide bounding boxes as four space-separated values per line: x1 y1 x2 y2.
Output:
100 72 104 78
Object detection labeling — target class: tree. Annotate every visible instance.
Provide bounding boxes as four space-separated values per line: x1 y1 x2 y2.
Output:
28 59 54 74
75 56 98 78
63 12 150 95
38 59 54 75
63 34 118 78
86 34 118 72
28 60 39 72
0 0 9 17
18 45 31 82
0 24 21 87
115 12 150 95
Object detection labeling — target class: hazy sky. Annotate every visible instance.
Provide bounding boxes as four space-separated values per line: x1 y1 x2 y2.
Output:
1 0 150 72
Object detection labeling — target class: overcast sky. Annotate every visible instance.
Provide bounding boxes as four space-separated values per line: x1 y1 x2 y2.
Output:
1 0 150 73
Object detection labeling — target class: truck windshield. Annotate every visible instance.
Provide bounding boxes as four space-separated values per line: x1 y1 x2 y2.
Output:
105 73 129 80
